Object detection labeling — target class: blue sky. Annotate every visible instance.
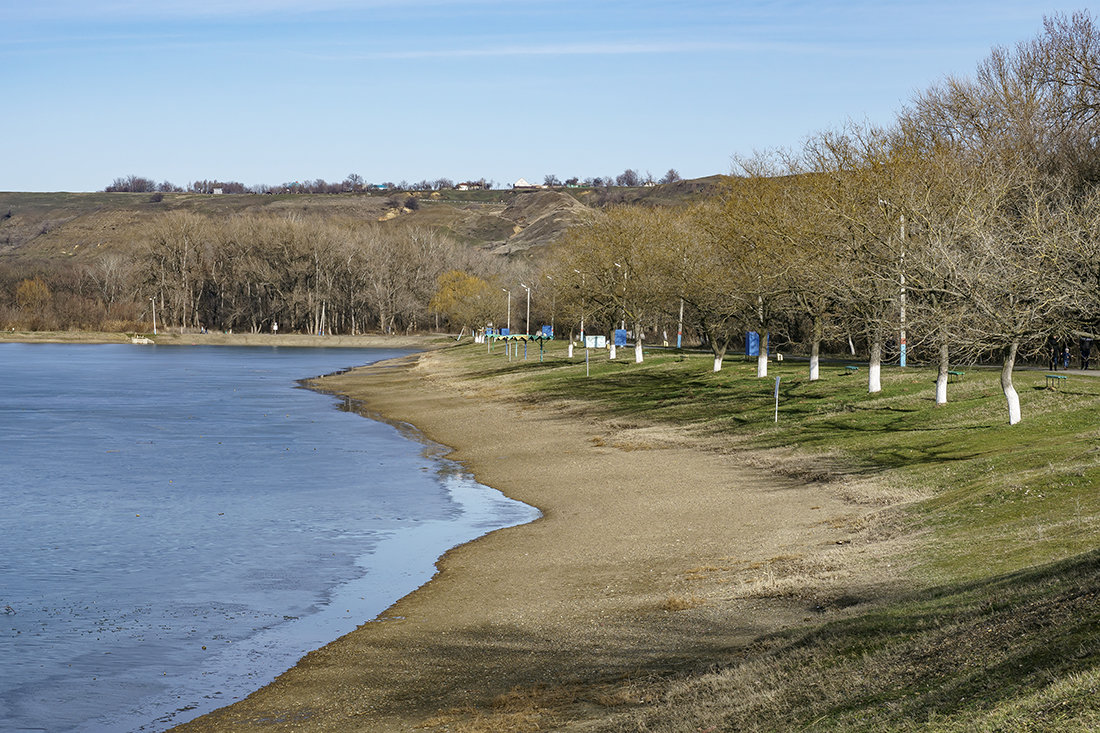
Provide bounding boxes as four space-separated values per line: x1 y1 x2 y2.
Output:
1 1 1090 192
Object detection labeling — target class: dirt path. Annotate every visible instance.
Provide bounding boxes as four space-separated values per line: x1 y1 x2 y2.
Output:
173 349 884 732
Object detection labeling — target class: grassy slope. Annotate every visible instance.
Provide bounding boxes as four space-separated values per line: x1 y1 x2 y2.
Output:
0 179 724 266
448 341 1100 731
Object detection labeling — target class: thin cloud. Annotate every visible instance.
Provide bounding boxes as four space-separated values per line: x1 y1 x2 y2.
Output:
6 0 507 22
310 38 886 62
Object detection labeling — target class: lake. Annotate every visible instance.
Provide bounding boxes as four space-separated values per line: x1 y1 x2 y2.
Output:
0 343 538 732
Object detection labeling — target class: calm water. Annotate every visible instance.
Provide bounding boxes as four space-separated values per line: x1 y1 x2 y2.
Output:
0 343 538 732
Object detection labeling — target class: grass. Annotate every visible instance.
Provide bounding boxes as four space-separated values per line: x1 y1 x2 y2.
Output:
444 338 1100 731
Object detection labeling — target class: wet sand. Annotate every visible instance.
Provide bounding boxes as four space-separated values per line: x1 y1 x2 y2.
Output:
171 347 886 731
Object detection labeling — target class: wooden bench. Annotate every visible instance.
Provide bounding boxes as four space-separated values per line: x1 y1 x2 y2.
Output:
1045 374 1067 389
844 365 859 374
948 370 965 383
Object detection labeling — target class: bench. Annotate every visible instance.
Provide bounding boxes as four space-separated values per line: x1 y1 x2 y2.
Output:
948 370 964 383
844 365 859 374
1045 374 1067 389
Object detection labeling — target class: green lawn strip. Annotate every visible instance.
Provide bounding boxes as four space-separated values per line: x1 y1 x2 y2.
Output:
462 341 1100 580
453 341 1100 729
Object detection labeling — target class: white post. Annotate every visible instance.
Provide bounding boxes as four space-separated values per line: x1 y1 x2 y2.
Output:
774 376 781 423
151 296 157 335
677 297 684 349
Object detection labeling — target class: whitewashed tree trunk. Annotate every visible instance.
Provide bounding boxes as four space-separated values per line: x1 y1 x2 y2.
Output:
935 342 949 406
756 331 768 377
634 324 643 363
868 338 882 393
568 342 574 358
714 356 723 372
809 316 822 381
609 343 617 360
1002 341 1021 425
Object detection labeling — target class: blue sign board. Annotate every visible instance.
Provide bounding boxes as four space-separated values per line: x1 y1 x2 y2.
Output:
541 325 553 338
746 331 769 356
500 328 510 336
614 329 628 347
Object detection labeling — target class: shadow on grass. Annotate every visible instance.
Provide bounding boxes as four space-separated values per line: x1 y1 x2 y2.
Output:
625 550 1100 731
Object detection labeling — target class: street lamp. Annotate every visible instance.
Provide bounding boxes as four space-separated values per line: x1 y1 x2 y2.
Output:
519 283 531 335
613 262 625 330
545 274 555 335
573 269 585 341
880 199 907 367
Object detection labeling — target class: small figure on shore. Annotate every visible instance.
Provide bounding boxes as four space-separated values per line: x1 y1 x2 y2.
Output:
1063 344 1072 369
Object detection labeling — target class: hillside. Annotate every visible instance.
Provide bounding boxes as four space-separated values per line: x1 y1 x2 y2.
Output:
0 178 723 265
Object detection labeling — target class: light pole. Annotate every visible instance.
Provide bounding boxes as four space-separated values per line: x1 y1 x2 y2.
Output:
613 262 625 330
879 199 907 367
573 269 585 342
899 214 907 368
520 283 531 335
545 274 555 335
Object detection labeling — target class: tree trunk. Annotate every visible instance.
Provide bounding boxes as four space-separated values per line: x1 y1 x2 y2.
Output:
712 342 728 372
868 338 882 393
1002 340 1021 425
935 341 949 406
809 315 822 382
634 322 643 363
756 331 768 378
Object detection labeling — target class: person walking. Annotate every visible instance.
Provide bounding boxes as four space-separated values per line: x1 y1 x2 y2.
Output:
1082 337 1094 370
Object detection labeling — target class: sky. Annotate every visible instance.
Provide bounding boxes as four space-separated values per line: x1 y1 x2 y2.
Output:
1 1 1092 192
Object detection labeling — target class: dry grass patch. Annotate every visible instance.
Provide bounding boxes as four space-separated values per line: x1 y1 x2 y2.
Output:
420 679 658 732
658 593 706 611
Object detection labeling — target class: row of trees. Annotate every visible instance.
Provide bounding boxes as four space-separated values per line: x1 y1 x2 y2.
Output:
1 211 522 336
103 168 685 196
141 212 520 335
541 12 1100 425
542 169 683 188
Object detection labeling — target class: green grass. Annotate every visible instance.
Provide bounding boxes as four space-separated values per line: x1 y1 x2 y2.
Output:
616 550 1100 732
463 341 1100 582
450 339 1100 731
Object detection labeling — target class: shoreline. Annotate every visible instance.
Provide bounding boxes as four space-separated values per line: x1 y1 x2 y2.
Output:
0 330 447 349
172 347 895 731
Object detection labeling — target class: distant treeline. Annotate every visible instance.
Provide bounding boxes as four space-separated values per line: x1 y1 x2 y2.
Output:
0 212 526 336
102 168 683 196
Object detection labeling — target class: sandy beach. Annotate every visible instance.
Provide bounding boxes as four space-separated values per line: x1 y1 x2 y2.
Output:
169 346 897 732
